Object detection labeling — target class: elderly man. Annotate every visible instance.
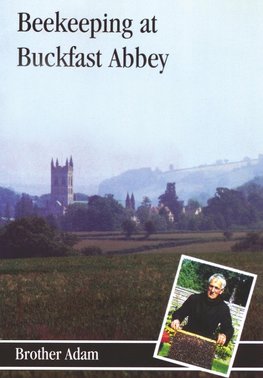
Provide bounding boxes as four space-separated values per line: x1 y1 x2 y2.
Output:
171 273 234 346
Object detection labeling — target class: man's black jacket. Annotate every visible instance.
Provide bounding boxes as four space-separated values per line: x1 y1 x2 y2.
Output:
172 292 234 345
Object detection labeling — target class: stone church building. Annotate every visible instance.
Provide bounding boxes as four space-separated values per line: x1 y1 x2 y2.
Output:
49 156 74 215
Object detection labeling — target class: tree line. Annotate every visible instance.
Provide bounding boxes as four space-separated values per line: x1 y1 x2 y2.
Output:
1 179 263 258
2 178 263 234
177 259 254 307
179 183 263 231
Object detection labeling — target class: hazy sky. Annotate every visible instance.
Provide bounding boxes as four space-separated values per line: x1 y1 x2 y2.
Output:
1 0 263 194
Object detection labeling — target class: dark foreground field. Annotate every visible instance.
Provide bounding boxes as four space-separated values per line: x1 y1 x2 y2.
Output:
0 231 261 341
0 371 262 378
0 232 261 378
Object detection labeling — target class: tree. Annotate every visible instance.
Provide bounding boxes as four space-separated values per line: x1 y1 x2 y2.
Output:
246 189 263 221
15 193 36 219
0 216 70 258
177 259 203 291
236 181 263 224
177 258 253 306
158 183 183 221
232 232 263 252
144 220 156 238
150 213 168 232
136 196 152 224
87 194 126 231
203 187 254 229
187 199 201 213
122 219 136 238
61 195 126 232
0 187 19 218
62 203 89 231
4 202 11 219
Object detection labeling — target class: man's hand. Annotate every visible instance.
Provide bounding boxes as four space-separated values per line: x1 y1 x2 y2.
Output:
170 319 181 330
217 333 227 346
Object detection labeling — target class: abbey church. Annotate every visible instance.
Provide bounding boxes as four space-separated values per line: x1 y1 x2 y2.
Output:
46 156 135 217
49 156 74 215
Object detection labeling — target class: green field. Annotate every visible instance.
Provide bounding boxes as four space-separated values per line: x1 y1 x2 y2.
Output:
74 230 242 254
0 231 261 341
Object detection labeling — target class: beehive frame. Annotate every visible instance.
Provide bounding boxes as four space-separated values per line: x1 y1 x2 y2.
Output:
169 329 216 369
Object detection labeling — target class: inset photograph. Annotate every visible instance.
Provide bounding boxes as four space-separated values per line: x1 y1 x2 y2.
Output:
154 254 257 377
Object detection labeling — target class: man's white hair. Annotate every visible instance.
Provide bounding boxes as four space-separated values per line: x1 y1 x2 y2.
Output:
208 273 227 289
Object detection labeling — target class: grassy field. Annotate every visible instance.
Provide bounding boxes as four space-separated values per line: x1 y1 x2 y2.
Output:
74 230 244 254
0 231 261 342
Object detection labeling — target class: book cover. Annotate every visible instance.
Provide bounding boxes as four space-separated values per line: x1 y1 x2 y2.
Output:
1 0 262 376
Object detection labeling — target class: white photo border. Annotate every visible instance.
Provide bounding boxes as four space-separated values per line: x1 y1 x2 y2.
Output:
153 254 258 378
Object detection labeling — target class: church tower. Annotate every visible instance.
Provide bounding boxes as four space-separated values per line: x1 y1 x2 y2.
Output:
51 156 74 207
125 192 135 210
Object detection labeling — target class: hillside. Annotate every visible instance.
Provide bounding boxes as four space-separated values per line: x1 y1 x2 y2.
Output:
98 156 263 205
1 156 263 213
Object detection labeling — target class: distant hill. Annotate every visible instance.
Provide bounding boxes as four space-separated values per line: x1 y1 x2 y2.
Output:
98 156 263 205
1 156 263 213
